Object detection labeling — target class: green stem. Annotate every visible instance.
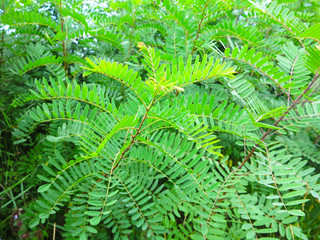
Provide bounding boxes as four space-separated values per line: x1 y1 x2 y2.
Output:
59 1 68 76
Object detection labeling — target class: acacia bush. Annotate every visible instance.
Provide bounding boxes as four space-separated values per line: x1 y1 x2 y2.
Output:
1 0 320 239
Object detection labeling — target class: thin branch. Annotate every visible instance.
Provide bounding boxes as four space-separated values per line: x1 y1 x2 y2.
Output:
60 1 68 76
108 99 155 175
238 73 320 169
191 1 212 56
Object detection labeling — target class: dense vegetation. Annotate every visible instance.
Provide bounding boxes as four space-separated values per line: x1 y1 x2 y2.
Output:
1 0 320 239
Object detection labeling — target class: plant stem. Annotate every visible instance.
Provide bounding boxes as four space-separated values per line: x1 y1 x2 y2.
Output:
60 1 68 76
108 100 155 175
237 73 320 169
191 1 211 56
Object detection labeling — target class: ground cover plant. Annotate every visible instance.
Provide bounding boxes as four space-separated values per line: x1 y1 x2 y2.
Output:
1 0 320 239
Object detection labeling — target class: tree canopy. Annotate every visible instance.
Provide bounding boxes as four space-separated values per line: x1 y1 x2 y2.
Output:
1 0 320 239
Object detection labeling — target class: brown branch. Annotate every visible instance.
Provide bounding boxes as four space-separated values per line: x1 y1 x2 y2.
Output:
190 1 212 56
237 73 320 169
191 18 204 56
235 8 244 25
108 100 155 175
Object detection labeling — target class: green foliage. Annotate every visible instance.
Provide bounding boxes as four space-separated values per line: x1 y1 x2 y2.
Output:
1 0 320 239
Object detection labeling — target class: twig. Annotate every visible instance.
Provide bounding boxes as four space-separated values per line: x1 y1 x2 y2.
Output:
53 222 56 240
60 1 68 76
237 73 320 169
